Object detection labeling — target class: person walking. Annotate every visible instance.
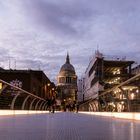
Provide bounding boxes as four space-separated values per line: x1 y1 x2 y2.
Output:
76 103 79 113
51 97 56 113
46 97 52 112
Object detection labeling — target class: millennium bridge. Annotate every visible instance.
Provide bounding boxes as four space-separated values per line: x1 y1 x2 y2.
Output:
0 73 140 140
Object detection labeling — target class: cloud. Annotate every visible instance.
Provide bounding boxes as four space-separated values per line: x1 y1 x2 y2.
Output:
22 0 98 38
0 0 140 81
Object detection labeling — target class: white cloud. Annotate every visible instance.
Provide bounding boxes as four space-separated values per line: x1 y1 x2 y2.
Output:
0 0 140 80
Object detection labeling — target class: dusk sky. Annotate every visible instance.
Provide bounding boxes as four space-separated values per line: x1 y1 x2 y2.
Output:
0 0 140 82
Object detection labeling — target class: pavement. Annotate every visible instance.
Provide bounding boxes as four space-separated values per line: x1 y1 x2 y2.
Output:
0 112 140 140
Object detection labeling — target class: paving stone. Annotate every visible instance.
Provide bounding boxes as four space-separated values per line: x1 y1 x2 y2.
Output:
0 112 139 140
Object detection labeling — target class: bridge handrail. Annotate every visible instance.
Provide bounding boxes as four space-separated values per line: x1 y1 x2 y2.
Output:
80 73 140 106
79 99 93 106
0 79 45 101
100 72 140 96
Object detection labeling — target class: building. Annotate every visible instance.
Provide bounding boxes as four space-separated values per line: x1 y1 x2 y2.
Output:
0 69 56 99
82 50 140 112
57 53 77 104
77 77 85 102
0 69 57 109
132 64 140 75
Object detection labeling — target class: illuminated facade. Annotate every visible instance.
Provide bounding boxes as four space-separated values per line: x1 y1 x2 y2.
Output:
57 53 77 103
83 51 140 112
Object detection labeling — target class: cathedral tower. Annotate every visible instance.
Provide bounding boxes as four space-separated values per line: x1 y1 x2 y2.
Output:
57 53 77 103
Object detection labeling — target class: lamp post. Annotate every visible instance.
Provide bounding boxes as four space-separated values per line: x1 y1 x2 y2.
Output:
47 83 50 98
52 88 54 97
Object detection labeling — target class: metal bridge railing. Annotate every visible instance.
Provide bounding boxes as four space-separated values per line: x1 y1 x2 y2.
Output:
80 72 140 112
0 79 48 110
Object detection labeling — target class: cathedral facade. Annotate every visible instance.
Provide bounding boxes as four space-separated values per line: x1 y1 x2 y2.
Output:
57 53 77 104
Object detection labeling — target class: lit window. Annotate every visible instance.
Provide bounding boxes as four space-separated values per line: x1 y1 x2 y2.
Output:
0 83 2 90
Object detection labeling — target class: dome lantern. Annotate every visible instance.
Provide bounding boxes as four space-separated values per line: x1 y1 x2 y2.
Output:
66 53 70 64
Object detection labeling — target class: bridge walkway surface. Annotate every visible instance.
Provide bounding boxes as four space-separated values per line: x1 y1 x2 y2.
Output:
0 112 140 140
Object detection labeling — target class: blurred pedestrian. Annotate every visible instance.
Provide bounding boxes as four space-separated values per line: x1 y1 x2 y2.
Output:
76 103 79 113
46 97 52 112
51 97 56 113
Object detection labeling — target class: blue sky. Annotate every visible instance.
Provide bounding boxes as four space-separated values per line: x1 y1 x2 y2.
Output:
0 0 140 82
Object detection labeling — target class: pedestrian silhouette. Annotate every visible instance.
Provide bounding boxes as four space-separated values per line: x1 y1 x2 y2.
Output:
76 103 79 113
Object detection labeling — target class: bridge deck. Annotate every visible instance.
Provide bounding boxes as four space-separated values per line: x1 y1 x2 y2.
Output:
0 112 140 140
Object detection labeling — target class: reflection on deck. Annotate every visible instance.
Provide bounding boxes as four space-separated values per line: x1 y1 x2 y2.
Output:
0 112 140 140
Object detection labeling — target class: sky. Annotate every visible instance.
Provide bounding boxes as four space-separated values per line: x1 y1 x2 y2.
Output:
0 0 140 82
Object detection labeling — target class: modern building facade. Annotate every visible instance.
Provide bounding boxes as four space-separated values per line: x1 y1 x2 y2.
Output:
82 51 140 112
132 65 140 75
57 53 77 104
77 77 85 102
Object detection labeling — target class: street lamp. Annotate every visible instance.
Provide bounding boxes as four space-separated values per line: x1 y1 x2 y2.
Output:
47 83 50 97
136 89 139 93
131 93 135 100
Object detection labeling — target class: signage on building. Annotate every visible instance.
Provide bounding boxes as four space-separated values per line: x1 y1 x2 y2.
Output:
10 79 23 90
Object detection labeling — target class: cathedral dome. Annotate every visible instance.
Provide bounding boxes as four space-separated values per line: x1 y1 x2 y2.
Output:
59 53 76 75
57 53 77 102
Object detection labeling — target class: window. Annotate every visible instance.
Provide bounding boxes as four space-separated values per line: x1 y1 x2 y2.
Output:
59 77 65 83
66 77 71 83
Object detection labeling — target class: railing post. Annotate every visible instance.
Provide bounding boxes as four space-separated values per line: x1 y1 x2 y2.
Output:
42 102 48 110
35 100 42 110
21 95 30 110
29 98 37 110
93 101 98 111
39 101 45 110
45 103 48 110
10 93 20 110
89 103 93 111
119 87 131 112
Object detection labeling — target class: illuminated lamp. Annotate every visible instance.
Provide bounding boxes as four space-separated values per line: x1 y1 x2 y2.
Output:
131 93 135 100
130 88 133 91
121 101 124 104
113 71 116 75
136 89 139 93
0 83 2 90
